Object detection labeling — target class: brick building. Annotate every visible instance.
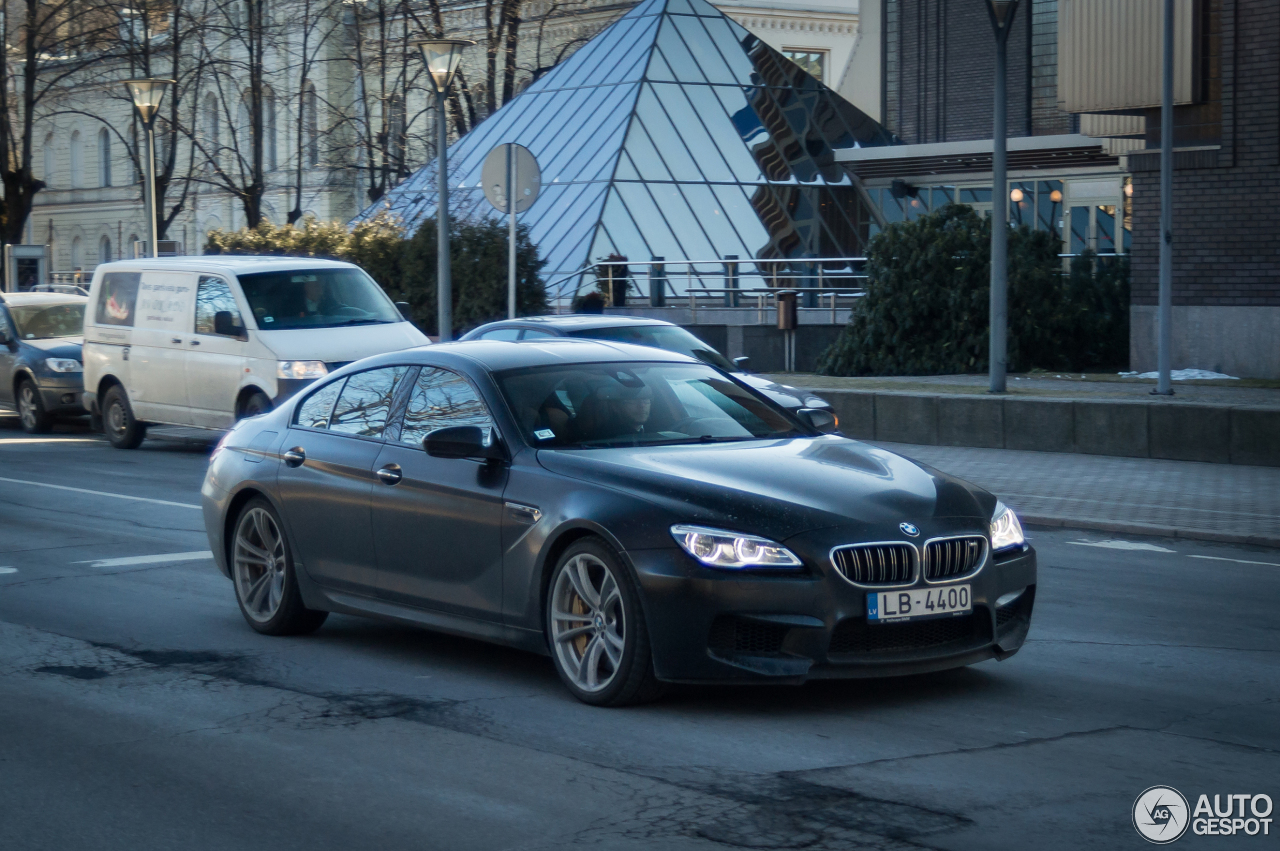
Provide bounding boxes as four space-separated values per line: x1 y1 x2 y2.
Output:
1126 0 1280 378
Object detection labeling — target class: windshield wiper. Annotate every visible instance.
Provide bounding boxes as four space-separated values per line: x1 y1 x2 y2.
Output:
325 318 394 327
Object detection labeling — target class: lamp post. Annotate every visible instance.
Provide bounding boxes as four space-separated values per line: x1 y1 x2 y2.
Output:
413 38 474 342
1154 0 1174 395
985 0 1019 393
123 79 174 259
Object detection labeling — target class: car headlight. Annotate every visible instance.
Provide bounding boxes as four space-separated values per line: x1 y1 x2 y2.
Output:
45 357 82 373
670 524 802 569
990 501 1026 552
276 360 328 380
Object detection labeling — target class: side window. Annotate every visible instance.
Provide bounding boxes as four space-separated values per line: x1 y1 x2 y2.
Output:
194 275 244 336
294 379 344 430
479 328 522 341
329 366 410 438
521 328 555 339
94 271 141 327
399 368 495 447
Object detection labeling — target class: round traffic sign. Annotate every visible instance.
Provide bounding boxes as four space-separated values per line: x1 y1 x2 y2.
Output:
482 143 541 213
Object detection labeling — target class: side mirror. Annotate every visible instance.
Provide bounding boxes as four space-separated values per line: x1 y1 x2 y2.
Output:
797 407 839 434
732 356 751 371
424 425 507 462
214 310 245 338
0 324 11 345
395 301 412 321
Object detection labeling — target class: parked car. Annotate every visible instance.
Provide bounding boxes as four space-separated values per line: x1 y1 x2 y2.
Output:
82 256 429 449
0 291 89 433
202 338 1036 706
460 315 833 412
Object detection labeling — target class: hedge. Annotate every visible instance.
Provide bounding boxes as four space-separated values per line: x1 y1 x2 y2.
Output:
817 204 1129 375
205 214 548 336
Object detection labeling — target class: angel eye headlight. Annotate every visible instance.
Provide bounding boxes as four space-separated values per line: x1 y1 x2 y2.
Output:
671 525 802 570
990 501 1026 552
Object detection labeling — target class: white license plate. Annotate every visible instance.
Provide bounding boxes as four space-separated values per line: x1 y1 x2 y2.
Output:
867 584 972 623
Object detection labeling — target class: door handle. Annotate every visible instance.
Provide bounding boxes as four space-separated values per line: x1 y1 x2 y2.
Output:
283 447 306 467
171 337 182 344
189 339 200 346
376 464 402 485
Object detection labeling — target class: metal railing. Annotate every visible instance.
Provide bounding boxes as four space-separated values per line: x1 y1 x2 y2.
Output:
547 256 869 320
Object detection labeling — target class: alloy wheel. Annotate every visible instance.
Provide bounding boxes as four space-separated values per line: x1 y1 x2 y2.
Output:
17 384 38 431
234 507 288 623
550 553 626 692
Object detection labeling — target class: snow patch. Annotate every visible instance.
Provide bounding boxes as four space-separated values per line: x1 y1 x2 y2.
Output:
1118 369 1239 381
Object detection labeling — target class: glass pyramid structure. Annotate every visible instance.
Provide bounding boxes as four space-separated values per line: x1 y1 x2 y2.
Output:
355 0 898 298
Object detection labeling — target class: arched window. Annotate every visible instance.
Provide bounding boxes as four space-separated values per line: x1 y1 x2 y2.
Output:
205 94 220 150
42 134 55 188
127 234 139 260
98 129 112 187
387 94 406 174
304 83 319 166
70 236 83 270
69 130 83 187
99 235 112 264
264 87 277 171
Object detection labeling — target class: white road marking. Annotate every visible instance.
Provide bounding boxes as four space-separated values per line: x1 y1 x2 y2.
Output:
0 567 16 574
74 551 213 569
1188 554 1280 568
1066 540 1175 553
0 438 104 445
0 476 200 510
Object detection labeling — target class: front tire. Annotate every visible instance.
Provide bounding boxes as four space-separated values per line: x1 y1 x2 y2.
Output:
231 498 327 636
16 378 53 434
546 539 665 706
103 385 146 449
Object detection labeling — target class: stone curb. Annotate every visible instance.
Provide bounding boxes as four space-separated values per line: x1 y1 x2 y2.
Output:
820 389 1280 467
1021 515 1280 550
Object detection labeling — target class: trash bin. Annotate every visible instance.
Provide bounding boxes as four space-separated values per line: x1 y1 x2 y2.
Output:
776 291 798 330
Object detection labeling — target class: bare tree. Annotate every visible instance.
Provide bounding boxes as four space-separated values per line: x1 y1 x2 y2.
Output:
0 0 123 247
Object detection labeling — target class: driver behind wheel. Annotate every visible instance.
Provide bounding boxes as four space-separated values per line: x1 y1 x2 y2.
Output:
575 381 654 442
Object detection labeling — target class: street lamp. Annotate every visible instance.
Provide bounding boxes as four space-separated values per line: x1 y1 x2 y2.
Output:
123 79 174 259
413 37 474 342
984 0 1019 393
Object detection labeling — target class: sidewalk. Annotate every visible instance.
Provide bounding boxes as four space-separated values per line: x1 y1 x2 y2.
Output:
871 441 1280 548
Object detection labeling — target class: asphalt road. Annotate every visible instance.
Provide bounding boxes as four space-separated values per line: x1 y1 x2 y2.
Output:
1 417 1277 850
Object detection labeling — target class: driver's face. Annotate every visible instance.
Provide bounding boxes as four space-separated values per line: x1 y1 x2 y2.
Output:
617 397 651 425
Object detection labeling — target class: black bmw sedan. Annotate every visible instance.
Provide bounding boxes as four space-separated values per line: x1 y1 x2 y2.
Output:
202 339 1036 706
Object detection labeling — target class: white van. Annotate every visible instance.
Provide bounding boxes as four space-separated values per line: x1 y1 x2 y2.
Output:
82 256 429 448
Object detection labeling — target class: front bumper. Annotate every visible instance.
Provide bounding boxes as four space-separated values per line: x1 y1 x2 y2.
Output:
36 376 86 415
628 541 1036 684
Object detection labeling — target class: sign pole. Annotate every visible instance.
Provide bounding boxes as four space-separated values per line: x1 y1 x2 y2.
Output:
508 143 517 319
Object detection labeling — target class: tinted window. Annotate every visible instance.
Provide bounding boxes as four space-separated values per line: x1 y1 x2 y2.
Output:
8 302 85 339
521 328 556 339
566 324 735 371
479 328 522 341
295 380 344 430
237 268 402 331
94 272 140 327
329 367 411 437
194 276 243 335
497 362 801 448
399 368 494 447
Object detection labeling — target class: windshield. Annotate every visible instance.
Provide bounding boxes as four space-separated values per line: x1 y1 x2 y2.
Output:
566 325 736 371
8 302 85 339
497 362 803 449
237 268 402 331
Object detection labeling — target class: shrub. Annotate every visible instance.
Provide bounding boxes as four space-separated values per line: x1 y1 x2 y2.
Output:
204 213 547 336
817 204 1129 375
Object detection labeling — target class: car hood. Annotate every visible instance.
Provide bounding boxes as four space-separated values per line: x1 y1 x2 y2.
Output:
21 337 83 358
252 322 429 361
737 374 825 409
537 436 994 540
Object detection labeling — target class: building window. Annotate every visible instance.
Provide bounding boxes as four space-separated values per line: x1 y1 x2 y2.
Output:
70 130 84 187
99 129 112 187
70 236 82 270
43 134 55 188
782 49 826 82
265 87 277 171
304 83 319 166
99 235 112 264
